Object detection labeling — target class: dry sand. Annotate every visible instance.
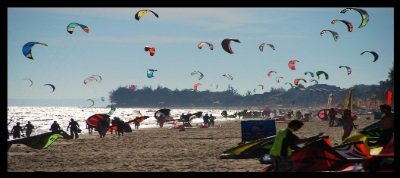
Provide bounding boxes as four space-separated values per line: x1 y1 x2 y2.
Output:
7 115 376 172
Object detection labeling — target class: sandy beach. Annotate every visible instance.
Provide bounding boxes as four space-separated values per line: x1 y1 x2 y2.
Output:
7 115 376 172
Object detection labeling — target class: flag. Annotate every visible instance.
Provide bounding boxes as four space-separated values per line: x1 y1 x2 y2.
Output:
327 93 333 109
347 89 353 111
386 89 393 107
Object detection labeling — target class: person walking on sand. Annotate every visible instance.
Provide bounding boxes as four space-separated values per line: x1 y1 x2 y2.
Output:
341 109 354 141
269 120 323 172
24 121 34 137
11 122 23 139
376 104 394 146
134 119 140 129
116 118 125 136
67 118 80 139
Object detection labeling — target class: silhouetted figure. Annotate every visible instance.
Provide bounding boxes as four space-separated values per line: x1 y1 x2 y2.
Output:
209 114 216 127
50 121 62 132
116 119 125 136
377 104 394 146
97 115 110 138
203 114 210 126
67 118 80 139
11 122 23 139
24 121 34 137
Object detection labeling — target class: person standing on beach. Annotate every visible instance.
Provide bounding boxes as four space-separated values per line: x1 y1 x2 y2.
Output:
341 109 354 141
11 122 23 139
203 114 210 126
376 104 394 146
116 118 125 136
269 120 323 172
209 114 216 127
24 121 34 137
67 118 80 139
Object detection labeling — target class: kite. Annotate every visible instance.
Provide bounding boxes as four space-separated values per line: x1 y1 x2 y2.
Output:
198 41 214 50
8 131 72 151
258 84 264 90
221 38 240 54
320 30 339 42
128 116 149 124
304 72 314 78
222 74 233 80
266 44 275 50
86 99 95 107
91 75 102 82
191 71 204 80
339 65 352 75
220 136 276 159
340 8 369 28
285 82 295 88
288 59 299 70
331 19 353 32
23 78 33 87
259 43 275 52
294 78 307 86
275 76 284 83
194 83 201 91
267 71 277 77
147 69 158 78
22 42 48 60
360 51 379 62
145 46 156 56
66 22 89 34
310 79 319 85
154 109 171 120
43 84 55 93
135 9 159 21
316 71 329 80
84 75 101 85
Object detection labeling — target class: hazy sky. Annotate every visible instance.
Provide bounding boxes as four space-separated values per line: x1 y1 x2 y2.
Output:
8 8 394 104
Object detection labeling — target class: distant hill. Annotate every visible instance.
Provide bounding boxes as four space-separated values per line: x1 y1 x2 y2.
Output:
109 82 391 108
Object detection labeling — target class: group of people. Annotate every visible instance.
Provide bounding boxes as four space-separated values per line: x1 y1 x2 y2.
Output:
202 114 216 127
49 118 81 139
9 118 80 140
9 121 34 139
49 119 81 139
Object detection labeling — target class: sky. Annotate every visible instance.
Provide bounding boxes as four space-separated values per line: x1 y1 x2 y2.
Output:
7 8 394 106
